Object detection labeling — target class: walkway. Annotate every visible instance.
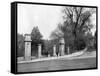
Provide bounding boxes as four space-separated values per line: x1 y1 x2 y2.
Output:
18 51 96 64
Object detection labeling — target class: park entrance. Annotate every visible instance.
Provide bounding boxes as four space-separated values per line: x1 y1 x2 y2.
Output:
24 34 66 61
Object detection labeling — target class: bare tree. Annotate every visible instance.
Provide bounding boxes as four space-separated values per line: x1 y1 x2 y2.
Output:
62 7 95 39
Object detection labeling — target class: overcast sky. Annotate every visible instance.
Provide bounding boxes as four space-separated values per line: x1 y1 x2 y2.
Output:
18 4 96 39
18 4 63 39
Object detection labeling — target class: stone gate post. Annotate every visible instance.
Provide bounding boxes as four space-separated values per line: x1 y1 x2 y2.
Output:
24 34 32 61
38 44 42 58
53 45 56 56
59 38 65 56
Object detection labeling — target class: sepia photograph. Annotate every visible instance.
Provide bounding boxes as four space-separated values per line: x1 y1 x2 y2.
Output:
16 2 97 73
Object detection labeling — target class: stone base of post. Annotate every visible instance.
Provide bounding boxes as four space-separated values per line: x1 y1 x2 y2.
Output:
53 54 57 57
24 56 31 61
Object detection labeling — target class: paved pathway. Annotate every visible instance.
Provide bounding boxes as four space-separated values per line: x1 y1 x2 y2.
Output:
18 51 96 64
18 57 96 72
17 51 97 72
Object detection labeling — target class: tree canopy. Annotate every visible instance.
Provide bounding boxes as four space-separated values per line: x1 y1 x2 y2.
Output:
31 26 43 42
17 33 24 57
50 7 96 51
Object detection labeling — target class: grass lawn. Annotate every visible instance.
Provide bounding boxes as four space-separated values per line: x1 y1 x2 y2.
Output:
18 57 96 72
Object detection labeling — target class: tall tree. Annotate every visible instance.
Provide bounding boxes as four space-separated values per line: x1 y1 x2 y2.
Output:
31 26 43 56
31 26 43 42
62 7 95 40
50 7 96 51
